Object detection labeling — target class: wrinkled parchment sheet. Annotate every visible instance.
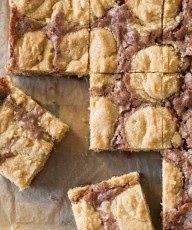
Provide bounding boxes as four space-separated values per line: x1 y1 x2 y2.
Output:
0 1 162 229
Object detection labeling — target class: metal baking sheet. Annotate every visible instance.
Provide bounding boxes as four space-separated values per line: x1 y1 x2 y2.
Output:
0 1 162 229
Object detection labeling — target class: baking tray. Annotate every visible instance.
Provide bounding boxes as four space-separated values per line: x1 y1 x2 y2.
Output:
0 1 162 229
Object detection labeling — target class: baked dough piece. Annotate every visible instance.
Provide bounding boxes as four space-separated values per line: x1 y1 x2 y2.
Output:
10 0 57 22
162 149 192 229
0 76 69 190
131 45 180 73
10 0 89 24
68 172 154 230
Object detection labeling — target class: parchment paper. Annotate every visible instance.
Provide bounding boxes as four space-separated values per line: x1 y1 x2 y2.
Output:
0 1 162 229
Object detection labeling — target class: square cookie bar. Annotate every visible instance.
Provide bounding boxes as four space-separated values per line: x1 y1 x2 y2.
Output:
90 74 182 151
162 149 192 229
89 0 164 73
163 72 192 149
8 1 89 76
0 76 69 190
68 172 154 230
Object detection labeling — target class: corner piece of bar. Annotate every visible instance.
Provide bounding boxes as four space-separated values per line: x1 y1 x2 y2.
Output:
68 172 154 230
162 149 192 229
0 76 69 190
8 0 90 76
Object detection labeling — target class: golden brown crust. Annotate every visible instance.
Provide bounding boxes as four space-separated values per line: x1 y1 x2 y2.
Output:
90 28 117 74
163 0 182 29
54 29 89 72
125 0 163 30
14 31 54 72
125 106 163 149
10 0 57 22
163 159 183 213
90 96 118 151
162 108 182 149
131 45 180 73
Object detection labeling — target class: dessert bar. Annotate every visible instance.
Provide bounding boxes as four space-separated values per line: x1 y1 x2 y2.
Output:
162 149 192 229
89 0 163 73
90 73 182 151
0 76 69 190
68 172 154 230
8 0 89 76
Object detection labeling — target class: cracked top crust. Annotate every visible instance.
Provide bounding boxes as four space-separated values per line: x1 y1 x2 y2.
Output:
0 76 69 190
90 28 117 74
125 106 163 149
91 0 163 30
14 31 54 72
52 0 89 25
68 173 153 230
11 0 90 24
90 96 118 151
131 45 180 73
10 0 57 21
53 29 89 72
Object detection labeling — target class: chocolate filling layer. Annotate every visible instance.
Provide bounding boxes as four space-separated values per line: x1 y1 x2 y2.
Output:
46 12 87 71
8 7 45 69
0 152 14 164
72 175 139 229
4 96 50 141
91 3 162 72
163 203 192 230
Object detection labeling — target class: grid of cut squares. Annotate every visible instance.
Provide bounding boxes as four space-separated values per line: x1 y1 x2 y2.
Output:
89 0 192 153
0 76 69 190
6 0 192 228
